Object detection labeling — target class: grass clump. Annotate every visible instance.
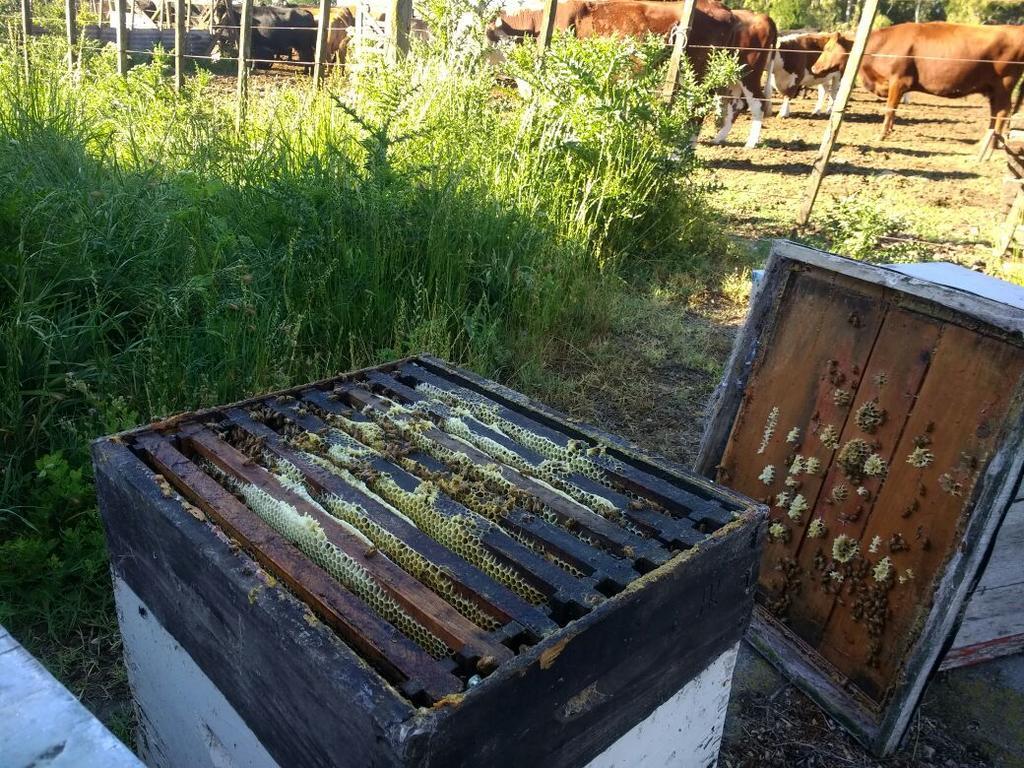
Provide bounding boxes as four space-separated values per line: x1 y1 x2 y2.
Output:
0 27 734 722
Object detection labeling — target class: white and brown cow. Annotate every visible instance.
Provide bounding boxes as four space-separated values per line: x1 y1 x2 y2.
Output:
488 0 778 148
768 31 839 117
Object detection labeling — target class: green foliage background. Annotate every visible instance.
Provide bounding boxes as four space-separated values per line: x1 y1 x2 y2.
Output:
0 28 741 718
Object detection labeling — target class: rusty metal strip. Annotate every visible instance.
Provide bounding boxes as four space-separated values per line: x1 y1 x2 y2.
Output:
132 432 462 702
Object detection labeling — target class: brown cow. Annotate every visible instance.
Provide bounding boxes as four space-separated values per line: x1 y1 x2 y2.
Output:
307 6 356 68
812 22 1024 140
768 31 839 117
489 0 778 148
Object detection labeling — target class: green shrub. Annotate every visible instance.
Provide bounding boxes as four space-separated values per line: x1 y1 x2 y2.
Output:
814 194 930 263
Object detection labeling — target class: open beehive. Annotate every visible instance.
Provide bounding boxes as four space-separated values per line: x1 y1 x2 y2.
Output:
93 355 764 768
698 241 1024 755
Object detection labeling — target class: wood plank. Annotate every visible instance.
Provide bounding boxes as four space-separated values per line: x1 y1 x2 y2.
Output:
265 397 607 618
95 440 416 764
406 361 741 526
951 582 1024 649
795 0 879 226
179 424 509 665
718 271 886 608
942 631 1024 670
221 406 557 641
767 241 1024 338
132 432 461 702
817 325 1024 702
365 370 704 550
973 498 1024 590
786 308 942 645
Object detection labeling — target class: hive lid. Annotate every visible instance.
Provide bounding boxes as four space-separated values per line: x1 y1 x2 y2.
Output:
698 240 1024 756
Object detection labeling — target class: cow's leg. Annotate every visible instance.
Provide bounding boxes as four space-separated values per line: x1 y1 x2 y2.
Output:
880 79 905 140
712 89 739 144
812 83 827 115
826 75 839 114
979 87 1012 160
779 95 791 118
742 83 765 149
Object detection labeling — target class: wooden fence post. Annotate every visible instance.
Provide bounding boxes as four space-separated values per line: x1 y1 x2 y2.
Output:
660 0 696 103
795 0 879 227
235 0 253 130
114 0 128 75
64 0 77 72
20 0 31 79
386 0 411 63
536 0 558 55
174 0 184 90
312 0 330 87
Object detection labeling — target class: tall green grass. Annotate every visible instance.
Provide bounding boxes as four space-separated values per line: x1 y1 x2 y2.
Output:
0 28 736 711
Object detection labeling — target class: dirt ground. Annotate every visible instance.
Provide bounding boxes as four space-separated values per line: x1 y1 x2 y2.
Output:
699 89 1019 268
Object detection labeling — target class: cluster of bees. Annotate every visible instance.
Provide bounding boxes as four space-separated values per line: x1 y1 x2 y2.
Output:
756 361 963 660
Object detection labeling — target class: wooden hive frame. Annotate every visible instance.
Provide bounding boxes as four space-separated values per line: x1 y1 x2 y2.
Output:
93 355 765 768
697 240 1024 756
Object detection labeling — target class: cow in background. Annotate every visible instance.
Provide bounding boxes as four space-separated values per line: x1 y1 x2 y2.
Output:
213 0 316 69
812 22 1024 140
768 31 839 117
488 0 778 148
309 5 357 68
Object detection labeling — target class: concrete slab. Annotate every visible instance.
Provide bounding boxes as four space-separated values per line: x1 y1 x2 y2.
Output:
0 623 142 768
925 654 1024 768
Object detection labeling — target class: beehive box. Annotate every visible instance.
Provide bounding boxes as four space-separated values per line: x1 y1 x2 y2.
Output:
698 241 1024 755
93 355 765 768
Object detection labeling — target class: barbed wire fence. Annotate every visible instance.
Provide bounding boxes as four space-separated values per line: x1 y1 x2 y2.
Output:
7 0 1024 253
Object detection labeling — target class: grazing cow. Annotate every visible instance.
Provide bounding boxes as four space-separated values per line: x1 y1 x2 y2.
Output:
214 1 316 69
488 0 778 148
768 31 839 117
812 22 1024 140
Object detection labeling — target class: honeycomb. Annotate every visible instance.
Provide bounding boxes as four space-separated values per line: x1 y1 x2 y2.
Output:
371 474 546 606
818 425 840 451
837 439 872 479
416 382 611 484
863 453 887 477
831 534 860 564
758 407 780 454
906 446 934 468
854 400 886 433
235 481 450 659
324 408 613 565
269 454 506 632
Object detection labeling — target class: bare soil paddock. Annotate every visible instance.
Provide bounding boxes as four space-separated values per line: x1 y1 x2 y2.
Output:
698 88 1013 265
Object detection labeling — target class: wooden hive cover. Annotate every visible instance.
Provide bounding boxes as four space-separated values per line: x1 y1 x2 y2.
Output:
698 241 1024 756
